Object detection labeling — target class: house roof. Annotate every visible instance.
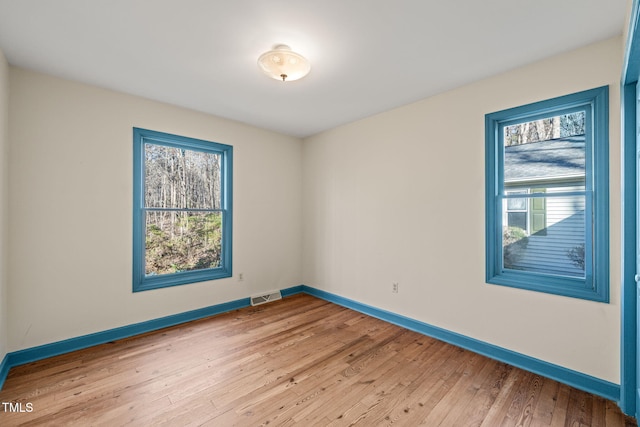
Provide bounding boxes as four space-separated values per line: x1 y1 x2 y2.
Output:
504 136 585 183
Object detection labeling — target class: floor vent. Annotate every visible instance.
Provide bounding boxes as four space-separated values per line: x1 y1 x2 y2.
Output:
250 290 282 306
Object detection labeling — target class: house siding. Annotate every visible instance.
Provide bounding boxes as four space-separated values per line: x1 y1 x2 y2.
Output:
507 186 585 277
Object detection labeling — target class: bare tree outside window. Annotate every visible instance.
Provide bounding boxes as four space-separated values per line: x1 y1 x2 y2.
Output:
504 112 585 146
144 144 222 275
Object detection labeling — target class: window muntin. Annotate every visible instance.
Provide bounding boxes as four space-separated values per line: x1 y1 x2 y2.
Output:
485 87 608 302
133 128 233 292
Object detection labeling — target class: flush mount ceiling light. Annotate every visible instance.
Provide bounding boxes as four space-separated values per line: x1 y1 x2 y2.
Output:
257 45 310 82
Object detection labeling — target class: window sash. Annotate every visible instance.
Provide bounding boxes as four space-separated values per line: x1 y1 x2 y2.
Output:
133 128 233 292
485 86 608 302
499 193 588 277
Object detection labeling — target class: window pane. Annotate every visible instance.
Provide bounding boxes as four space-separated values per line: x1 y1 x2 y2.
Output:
503 114 585 185
507 197 527 211
503 111 585 146
507 212 527 230
144 143 222 209
145 211 222 275
502 195 585 278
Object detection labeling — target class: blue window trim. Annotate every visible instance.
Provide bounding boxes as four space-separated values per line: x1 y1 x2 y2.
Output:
485 86 609 302
132 128 233 292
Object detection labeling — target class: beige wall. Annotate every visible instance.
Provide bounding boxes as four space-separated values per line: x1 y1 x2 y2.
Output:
0 49 8 361
7 68 303 351
302 37 623 383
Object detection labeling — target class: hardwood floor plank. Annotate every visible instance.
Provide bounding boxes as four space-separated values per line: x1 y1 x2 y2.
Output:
0 294 633 427
290 337 410 423
437 359 513 427
500 370 538 426
512 373 545 426
345 344 475 424
529 376 560 427
566 386 594 426
549 383 573 427
416 352 489 425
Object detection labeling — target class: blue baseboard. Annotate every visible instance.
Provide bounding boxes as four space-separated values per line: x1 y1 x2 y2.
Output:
0 295 254 389
301 285 620 403
0 284 620 406
280 285 304 297
0 353 9 390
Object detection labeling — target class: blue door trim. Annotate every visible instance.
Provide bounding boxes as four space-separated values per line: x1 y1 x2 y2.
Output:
621 81 637 416
621 0 640 417
624 0 640 85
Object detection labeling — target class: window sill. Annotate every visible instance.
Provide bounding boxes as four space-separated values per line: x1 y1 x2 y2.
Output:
486 270 608 302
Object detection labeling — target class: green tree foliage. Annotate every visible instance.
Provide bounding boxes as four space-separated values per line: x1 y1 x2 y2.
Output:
566 243 585 270
146 213 222 274
503 226 529 269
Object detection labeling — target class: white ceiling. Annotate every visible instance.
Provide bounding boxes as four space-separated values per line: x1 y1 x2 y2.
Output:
0 0 628 138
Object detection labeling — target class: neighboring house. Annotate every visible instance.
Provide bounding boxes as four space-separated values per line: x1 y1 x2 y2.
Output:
503 136 585 277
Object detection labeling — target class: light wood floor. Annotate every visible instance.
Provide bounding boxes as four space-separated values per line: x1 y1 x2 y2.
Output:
0 293 635 426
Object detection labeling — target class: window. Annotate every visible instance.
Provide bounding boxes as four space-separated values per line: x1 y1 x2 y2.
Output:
485 87 608 301
133 128 233 292
505 189 546 235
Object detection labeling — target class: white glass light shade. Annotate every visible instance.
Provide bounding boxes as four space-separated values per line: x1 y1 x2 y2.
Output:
257 45 310 82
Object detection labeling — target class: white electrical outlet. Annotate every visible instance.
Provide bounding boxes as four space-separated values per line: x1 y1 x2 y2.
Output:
238 273 244 281
392 282 399 293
